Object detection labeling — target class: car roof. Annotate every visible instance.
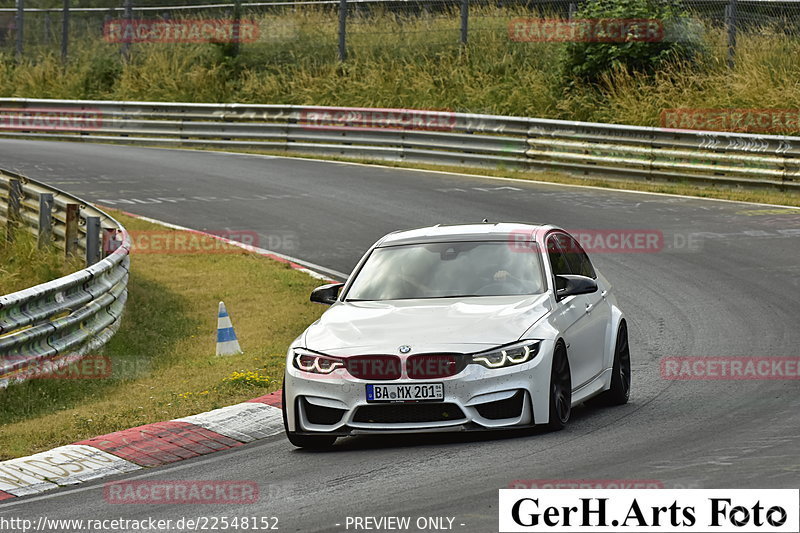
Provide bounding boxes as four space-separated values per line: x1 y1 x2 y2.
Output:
376 222 555 247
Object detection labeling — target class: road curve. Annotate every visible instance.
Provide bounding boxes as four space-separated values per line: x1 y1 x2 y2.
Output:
1 140 799 532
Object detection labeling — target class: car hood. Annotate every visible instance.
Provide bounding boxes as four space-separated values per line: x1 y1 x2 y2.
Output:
302 294 551 355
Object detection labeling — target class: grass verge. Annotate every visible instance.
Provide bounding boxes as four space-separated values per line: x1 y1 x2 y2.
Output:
0 229 85 295
0 211 325 460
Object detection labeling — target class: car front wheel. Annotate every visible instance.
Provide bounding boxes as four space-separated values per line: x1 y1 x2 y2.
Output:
546 342 572 431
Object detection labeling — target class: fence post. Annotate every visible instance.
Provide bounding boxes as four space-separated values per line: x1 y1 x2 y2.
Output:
65 203 79 257
5 179 22 244
232 0 241 56
37 194 54 249
15 0 23 59
44 12 52 44
338 0 347 61
460 0 469 45
62 0 70 63
568 2 577 20
122 0 132 61
726 0 737 68
85 216 101 266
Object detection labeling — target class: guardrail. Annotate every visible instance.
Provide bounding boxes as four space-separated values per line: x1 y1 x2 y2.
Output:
0 169 130 388
0 98 798 191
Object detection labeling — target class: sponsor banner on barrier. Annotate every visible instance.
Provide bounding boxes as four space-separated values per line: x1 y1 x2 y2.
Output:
661 108 800 134
508 18 664 43
661 357 800 381
0 107 103 131
499 489 799 532
299 107 457 131
104 480 259 504
103 19 260 43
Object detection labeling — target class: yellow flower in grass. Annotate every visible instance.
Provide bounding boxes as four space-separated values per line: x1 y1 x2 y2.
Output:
224 370 271 386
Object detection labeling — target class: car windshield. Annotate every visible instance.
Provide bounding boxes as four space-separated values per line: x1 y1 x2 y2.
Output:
345 241 545 301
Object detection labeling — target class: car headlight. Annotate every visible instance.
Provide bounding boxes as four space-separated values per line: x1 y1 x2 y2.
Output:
293 349 344 374
470 341 540 369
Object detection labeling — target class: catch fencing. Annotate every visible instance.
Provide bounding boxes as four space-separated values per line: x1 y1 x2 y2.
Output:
1 1 800 62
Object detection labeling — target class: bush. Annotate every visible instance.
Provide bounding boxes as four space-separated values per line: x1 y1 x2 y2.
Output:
561 0 703 84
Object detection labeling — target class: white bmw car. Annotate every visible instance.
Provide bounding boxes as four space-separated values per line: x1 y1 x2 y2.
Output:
283 223 631 448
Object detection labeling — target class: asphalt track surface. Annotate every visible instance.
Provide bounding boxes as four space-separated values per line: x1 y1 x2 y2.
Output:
1 140 799 532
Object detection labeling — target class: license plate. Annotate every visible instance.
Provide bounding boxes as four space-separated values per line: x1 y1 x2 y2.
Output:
366 383 444 403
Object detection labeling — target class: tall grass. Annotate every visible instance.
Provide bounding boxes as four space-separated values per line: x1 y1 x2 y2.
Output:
0 229 85 295
1 6 800 130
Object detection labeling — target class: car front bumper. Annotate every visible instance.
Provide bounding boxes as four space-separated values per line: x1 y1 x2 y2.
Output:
284 341 555 435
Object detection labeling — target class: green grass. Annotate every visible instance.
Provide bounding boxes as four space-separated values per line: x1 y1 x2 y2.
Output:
0 211 326 460
2 7 800 133
0 229 85 295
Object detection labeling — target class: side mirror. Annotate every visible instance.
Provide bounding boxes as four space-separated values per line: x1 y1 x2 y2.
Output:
310 283 344 305
555 275 598 301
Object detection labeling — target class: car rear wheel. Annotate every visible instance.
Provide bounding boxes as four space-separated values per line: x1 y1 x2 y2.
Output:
600 321 631 405
282 384 337 449
546 343 571 431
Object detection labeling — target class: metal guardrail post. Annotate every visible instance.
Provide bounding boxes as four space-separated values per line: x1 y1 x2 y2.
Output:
6 178 23 244
460 0 468 45
338 0 347 61
64 203 79 256
37 193 54 248
85 215 101 266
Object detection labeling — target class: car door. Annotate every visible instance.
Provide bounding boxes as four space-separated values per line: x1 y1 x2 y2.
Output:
546 232 606 389
559 233 610 385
